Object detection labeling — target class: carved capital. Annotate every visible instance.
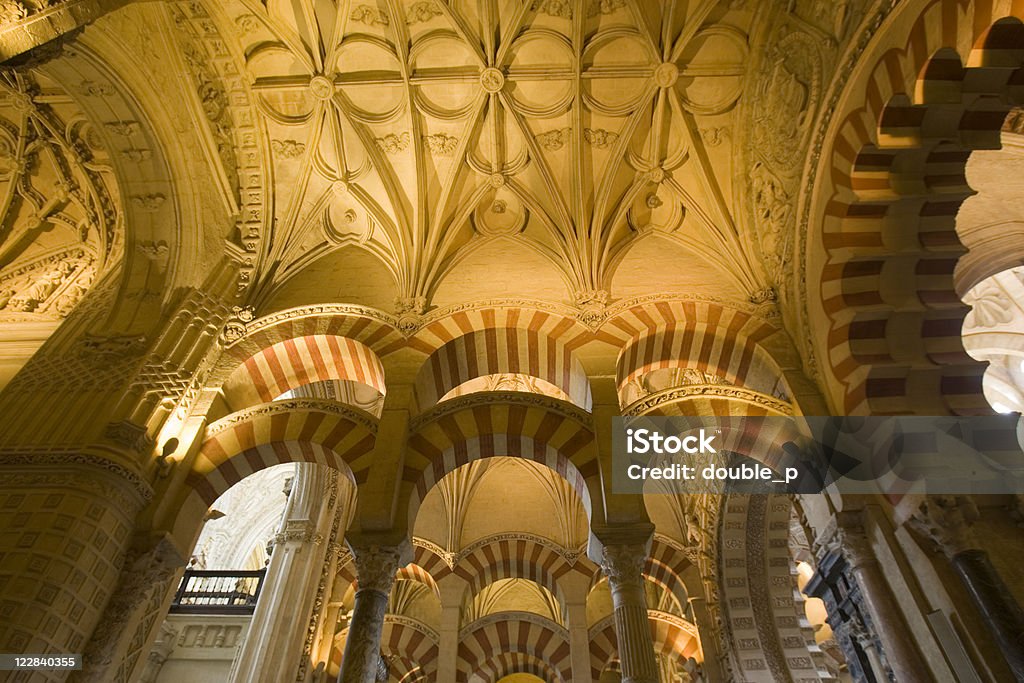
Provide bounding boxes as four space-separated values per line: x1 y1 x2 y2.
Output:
600 543 647 587
906 495 981 559
351 544 405 595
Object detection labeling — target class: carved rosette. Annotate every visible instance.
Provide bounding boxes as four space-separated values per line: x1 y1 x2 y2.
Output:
352 545 404 596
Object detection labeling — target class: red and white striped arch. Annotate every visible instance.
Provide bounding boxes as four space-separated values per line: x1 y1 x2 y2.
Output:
381 617 439 683
588 611 700 679
404 398 597 530
457 616 572 683
222 335 386 409
395 563 439 598
223 305 405 362
188 400 377 505
616 308 785 400
812 1 1024 415
413 326 593 413
454 537 590 605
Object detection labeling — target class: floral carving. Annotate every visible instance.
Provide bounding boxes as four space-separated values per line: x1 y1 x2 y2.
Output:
535 127 571 151
406 1 442 24
422 133 459 156
375 132 410 154
583 128 619 149
532 0 572 19
271 139 306 159
350 4 389 27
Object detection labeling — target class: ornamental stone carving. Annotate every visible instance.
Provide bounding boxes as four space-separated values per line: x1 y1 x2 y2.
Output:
905 496 981 558
351 544 405 595
599 543 646 587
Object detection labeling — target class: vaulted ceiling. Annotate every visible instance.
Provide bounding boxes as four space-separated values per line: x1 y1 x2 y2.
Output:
201 0 769 310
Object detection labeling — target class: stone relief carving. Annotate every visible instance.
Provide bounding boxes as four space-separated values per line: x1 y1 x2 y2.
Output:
350 4 389 27
422 133 458 156
375 132 410 154
406 1 442 25
532 0 572 19
752 29 821 171
574 289 609 326
271 139 305 159
750 162 791 284
535 127 570 151
583 127 619 149
906 495 981 558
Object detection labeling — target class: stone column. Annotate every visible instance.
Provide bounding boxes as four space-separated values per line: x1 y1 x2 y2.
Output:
599 543 659 683
686 596 725 683
435 575 465 683
76 533 185 682
837 517 930 683
338 540 410 683
908 495 1024 680
230 464 339 683
563 573 595 683
0 454 151 676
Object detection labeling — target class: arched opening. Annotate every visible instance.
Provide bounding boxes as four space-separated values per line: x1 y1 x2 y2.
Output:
412 327 593 414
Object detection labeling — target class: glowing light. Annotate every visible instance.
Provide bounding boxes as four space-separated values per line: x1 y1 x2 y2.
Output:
992 402 1015 414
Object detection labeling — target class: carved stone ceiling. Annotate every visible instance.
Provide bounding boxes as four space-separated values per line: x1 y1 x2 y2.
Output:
0 70 118 322
202 0 766 308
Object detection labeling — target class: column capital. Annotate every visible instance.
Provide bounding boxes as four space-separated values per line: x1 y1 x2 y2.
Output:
905 495 981 558
599 543 647 587
349 540 412 595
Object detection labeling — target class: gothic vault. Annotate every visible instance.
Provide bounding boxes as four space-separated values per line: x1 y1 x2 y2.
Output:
2 1 1024 682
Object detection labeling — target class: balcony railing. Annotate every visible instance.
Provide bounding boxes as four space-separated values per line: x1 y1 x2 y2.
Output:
170 569 267 615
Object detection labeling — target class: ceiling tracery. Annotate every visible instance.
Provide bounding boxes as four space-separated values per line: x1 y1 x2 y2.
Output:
208 0 767 309
0 69 119 322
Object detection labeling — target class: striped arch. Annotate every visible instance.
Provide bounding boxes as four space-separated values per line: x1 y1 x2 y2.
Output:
614 303 788 401
381 617 439 683
396 563 439 598
457 615 572 683
412 326 593 413
588 618 619 680
645 538 692 609
649 611 702 660
465 652 559 683
411 540 451 580
588 612 701 679
454 537 589 606
188 399 377 505
404 396 597 530
221 304 405 363
221 334 387 410
812 1 1024 415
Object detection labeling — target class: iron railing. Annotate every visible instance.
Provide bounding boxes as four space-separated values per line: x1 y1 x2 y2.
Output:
169 568 266 615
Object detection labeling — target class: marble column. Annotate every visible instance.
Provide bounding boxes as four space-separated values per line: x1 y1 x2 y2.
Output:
230 464 339 683
837 519 930 683
338 541 410 683
908 495 1024 680
600 543 659 683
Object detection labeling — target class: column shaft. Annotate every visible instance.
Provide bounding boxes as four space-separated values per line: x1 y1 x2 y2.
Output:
338 543 407 683
230 464 338 683
952 550 1024 680
601 544 659 683
842 530 930 683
